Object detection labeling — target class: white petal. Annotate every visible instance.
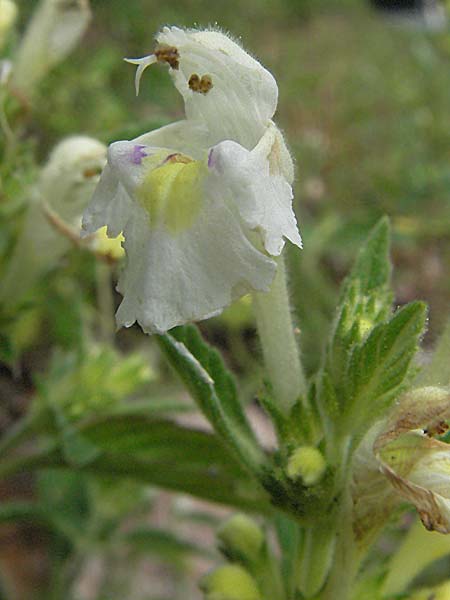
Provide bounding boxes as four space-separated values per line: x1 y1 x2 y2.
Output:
115 199 276 334
82 133 204 238
134 119 211 159
209 127 302 256
156 27 278 149
82 163 133 238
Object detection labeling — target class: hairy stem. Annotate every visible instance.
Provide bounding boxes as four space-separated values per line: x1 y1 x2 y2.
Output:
252 257 306 413
321 514 359 600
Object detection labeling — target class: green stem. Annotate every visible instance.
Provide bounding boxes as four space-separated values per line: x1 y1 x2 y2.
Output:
297 524 337 598
252 257 306 413
320 496 361 600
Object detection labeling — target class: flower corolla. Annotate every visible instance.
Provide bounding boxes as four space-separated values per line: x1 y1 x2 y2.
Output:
82 27 302 334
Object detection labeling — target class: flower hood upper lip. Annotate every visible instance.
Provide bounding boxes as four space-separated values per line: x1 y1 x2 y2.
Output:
127 26 279 150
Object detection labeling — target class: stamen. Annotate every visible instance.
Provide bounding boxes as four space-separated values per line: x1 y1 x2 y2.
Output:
124 44 180 96
124 54 157 96
188 73 213 95
83 167 102 178
163 153 193 165
199 75 213 95
154 44 180 69
188 73 201 92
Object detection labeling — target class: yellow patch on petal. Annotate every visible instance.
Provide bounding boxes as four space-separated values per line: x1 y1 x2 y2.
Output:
95 226 124 260
137 154 206 234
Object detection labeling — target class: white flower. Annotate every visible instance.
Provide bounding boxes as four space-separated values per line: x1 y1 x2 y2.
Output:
1 136 107 305
82 27 301 334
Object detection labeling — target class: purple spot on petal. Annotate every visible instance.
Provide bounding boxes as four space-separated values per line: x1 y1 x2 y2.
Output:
131 145 148 165
208 148 215 169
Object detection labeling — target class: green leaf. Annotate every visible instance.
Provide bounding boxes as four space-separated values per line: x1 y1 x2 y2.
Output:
342 216 391 297
157 326 265 475
345 301 427 432
317 218 427 440
170 325 254 437
326 218 393 391
50 415 271 514
36 469 91 539
60 423 101 467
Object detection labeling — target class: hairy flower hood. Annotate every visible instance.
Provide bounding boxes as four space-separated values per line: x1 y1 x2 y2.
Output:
82 27 301 334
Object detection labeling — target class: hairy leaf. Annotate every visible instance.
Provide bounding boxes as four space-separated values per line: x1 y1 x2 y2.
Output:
157 326 265 475
48 415 271 513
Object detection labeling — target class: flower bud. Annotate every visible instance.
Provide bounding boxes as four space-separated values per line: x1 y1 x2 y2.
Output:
1 136 107 305
0 0 18 51
200 565 262 600
286 446 327 486
12 0 90 95
217 514 264 565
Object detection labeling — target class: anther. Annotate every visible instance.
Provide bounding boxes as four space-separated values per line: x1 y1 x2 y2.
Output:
188 73 213 95
154 44 179 69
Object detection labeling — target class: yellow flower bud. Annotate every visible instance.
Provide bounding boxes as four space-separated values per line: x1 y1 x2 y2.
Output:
200 565 262 600
286 446 327 486
217 514 264 565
